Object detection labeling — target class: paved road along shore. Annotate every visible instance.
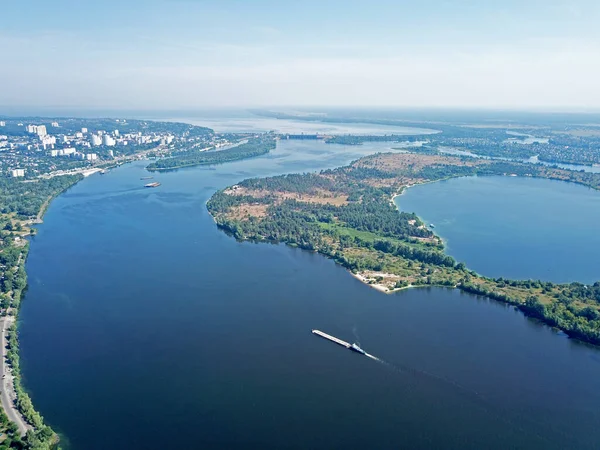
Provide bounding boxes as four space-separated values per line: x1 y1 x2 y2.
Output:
0 317 29 436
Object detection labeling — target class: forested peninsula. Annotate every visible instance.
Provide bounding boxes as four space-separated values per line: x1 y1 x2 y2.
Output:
147 135 276 171
207 152 600 346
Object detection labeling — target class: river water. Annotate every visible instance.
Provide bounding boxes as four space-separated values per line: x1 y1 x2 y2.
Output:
162 113 439 135
20 139 600 449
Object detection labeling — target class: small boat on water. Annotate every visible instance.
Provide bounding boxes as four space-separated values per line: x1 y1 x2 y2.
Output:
430 223 435 228
100 169 107 175
144 182 161 188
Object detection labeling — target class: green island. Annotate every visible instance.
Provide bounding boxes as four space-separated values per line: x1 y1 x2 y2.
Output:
207 152 600 346
0 175 82 449
146 135 276 171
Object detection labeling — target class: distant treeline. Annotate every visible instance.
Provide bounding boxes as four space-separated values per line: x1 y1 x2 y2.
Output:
325 135 425 145
147 136 276 171
0 117 213 138
253 110 600 166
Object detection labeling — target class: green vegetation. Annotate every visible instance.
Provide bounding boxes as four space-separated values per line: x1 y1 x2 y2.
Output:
325 135 424 145
0 176 82 220
0 175 82 449
254 109 600 166
147 135 276 171
0 117 215 178
0 117 212 140
4 324 57 450
208 152 600 346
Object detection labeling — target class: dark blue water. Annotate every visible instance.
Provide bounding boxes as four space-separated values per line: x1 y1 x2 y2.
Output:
397 176 600 283
20 141 600 449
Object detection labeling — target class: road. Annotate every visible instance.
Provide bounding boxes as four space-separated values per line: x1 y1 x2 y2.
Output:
0 317 29 436
38 145 165 180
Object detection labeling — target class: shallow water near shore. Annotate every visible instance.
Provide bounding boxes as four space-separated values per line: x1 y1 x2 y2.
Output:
19 140 600 449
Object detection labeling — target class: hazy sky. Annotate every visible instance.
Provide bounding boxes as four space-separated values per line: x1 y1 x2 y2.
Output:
2 0 600 110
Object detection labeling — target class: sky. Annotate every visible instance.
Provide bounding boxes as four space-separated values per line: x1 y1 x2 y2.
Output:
2 0 600 111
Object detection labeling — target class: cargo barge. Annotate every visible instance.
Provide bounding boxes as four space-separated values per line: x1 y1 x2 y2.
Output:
311 329 366 355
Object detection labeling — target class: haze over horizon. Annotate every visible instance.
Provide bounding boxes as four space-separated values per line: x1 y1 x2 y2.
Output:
3 0 600 111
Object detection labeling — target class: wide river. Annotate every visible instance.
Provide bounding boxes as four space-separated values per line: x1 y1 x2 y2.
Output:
21 139 600 449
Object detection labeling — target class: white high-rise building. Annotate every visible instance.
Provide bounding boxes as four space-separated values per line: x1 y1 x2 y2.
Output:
91 135 102 146
42 136 56 146
114 129 120 137
0 121 5 127
81 128 88 133
36 125 47 137
11 169 25 177
86 153 98 161
51 122 59 127
103 135 116 146
27 124 37 133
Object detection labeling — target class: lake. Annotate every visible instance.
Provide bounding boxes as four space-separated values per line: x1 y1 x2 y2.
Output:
397 176 600 283
20 140 600 449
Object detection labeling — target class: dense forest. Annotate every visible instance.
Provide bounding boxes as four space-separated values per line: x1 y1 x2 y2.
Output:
208 152 600 346
0 175 82 219
147 135 276 171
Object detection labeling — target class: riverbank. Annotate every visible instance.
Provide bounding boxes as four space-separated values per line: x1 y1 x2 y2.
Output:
0 317 29 437
207 152 600 346
146 135 276 171
0 174 86 448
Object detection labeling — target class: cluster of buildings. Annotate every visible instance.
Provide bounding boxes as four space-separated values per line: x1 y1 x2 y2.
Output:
0 117 219 179
16 123 172 161
5 121 180 157
48 147 99 160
